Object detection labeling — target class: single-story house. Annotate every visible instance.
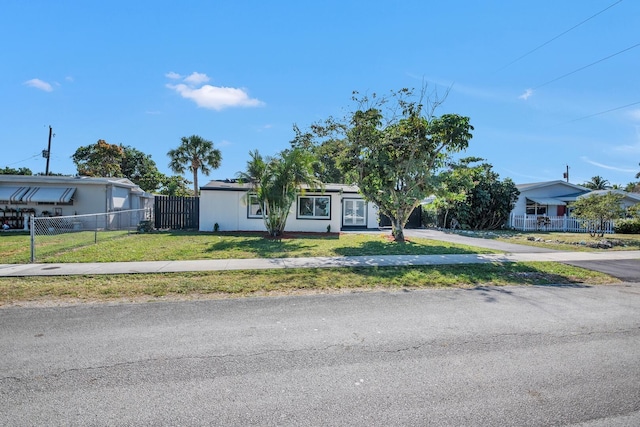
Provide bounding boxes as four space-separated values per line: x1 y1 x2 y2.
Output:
511 180 591 218
578 189 640 210
0 175 153 229
508 180 640 232
199 180 381 233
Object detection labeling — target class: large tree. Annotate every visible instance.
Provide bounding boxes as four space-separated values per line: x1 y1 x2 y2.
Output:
168 135 222 196
72 140 125 177
72 141 165 192
120 146 165 192
436 158 519 230
237 148 321 237
290 124 355 184
343 88 473 242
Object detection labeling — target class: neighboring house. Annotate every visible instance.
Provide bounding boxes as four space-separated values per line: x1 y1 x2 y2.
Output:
508 180 639 232
511 180 591 218
579 189 640 211
0 175 153 229
199 180 381 232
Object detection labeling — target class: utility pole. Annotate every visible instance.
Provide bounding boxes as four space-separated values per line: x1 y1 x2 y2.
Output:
43 125 52 175
562 165 569 183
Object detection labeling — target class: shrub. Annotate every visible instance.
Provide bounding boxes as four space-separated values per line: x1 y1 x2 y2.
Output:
137 220 154 233
614 218 640 234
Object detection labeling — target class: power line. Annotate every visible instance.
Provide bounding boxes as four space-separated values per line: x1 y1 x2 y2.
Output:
560 100 640 124
533 42 640 89
498 0 624 71
5 153 41 166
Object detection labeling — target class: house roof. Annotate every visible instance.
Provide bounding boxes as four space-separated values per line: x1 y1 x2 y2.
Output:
0 175 152 200
516 180 590 193
0 174 141 188
201 180 361 194
578 189 640 202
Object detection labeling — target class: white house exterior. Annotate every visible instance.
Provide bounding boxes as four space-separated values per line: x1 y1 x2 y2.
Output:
199 180 380 232
0 175 153 229
508 180 640 232
510 180 590 219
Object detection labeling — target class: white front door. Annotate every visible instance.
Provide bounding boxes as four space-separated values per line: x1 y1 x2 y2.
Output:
343 199 366 227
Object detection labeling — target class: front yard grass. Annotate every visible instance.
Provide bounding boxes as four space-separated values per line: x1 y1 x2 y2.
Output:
1 231 499 264
0 261 615 306
492 231 640 251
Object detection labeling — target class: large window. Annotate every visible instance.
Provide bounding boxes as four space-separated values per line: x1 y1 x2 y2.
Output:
526 200 546 216
247 194 265 218
298 196 330 219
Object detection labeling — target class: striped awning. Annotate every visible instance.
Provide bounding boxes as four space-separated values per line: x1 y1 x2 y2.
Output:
0 186 29 203
22 187 77 203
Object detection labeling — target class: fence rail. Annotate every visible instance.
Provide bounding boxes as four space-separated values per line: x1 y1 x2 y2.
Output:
30 208 153 262
509 215 614 234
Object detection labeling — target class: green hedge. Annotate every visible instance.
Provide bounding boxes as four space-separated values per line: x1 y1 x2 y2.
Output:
614 219 640 234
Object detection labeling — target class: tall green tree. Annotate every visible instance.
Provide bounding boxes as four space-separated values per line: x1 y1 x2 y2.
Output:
237 148 321 237
121 146 165 192
436 158 519 230
72 140 125 177
290 124 355 183
168 135 222 196
342 88 473 242
582 175 611 190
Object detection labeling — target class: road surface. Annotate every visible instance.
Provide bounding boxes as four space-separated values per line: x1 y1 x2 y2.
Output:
2 284 640 426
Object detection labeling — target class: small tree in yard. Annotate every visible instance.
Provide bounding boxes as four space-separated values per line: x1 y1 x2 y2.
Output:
571 192 625 236
343 88 473 242
238 148 321 237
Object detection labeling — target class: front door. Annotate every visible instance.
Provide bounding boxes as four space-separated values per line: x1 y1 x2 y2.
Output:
343 199 366 227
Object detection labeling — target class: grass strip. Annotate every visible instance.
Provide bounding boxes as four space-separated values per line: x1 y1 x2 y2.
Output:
0 262 615 306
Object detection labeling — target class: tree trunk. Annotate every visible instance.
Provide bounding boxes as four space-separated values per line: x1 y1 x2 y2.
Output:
392 217 405 243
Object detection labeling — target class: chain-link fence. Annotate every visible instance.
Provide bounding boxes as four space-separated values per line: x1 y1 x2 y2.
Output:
29 208 153 262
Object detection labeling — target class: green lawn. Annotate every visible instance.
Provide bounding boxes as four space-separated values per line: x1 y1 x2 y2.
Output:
0 229 627 306
490 231 640 251
2 231 499 264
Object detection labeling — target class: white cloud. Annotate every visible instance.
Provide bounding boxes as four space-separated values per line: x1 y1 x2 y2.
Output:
166 72 264 111
519 89 533 100
165 71 182 79
65 76 74 82
183 72 210 85
580 156 636 173
24 78 53 92
627 109 640 121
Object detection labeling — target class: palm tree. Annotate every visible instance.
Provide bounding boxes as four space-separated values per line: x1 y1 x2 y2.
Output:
583 175 611 190
238 148 321 237
167 135 221 196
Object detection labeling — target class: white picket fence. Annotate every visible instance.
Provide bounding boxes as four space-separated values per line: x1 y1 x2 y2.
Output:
509 215 614 234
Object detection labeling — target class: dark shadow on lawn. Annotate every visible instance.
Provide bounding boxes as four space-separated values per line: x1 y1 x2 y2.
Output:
333 240 482 257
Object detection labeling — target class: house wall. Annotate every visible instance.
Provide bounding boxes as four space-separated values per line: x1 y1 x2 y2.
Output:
199 189 379 232
512 183 582 216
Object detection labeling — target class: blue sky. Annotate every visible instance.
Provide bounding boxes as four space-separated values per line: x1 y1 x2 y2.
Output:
2 0 639 188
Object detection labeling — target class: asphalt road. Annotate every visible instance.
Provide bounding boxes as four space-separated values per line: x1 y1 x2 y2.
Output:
563 259 640 282
2 284 640 426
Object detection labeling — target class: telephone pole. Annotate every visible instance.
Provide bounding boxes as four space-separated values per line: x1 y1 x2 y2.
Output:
562 165 569 183
44 126 52 175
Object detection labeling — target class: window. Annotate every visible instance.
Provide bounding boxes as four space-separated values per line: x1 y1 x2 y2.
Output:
526 200 546 216
298 196 330 219
247 194 265 218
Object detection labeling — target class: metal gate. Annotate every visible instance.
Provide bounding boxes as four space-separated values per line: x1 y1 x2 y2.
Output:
154 196 199 230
